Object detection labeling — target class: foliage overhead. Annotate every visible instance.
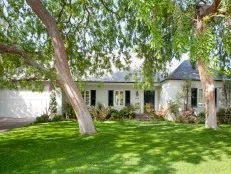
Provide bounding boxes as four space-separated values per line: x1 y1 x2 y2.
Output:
0 0 231 91
0 0 136 89
129 0 231 81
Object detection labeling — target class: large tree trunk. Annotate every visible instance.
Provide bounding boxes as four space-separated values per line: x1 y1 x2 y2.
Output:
197 59 217 128
26 0 96 134
194 1 221 129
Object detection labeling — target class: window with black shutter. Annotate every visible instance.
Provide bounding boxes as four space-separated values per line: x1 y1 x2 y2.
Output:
191 88 197 107
215 88 217 107
125 90 131 106
108 90 114 106
90 90 96 106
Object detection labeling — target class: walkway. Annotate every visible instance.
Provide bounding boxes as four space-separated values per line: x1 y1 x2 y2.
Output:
0 117 35 132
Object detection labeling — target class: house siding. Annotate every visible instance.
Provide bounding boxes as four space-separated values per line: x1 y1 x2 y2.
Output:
159 80 225 114
159 80 185 110
1 79 227 118
0 84 62 118
191 80 224 113
84 83 144 113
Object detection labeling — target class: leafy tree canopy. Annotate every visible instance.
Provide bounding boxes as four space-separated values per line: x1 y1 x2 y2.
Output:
1 0 231 91
0 0 136 90
129 0 231 80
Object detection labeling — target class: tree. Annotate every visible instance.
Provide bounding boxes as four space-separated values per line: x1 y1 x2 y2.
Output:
129 0 231 128
49 90 57 115
0 0 133 134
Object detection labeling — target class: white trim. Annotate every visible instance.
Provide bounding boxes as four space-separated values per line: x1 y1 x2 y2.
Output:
114 90 125 106
81 90 91 106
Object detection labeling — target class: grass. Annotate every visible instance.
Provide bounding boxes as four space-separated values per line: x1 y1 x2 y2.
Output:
0 121 231 174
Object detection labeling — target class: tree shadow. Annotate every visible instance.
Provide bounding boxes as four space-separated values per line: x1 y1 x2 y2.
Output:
0 121 231 174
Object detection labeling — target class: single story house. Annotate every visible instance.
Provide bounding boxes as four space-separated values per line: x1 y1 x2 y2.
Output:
0 60 230 118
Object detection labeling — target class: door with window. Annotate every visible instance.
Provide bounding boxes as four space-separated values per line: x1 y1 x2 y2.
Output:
144 90 155 112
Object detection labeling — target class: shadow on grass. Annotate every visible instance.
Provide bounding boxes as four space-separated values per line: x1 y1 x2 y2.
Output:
0 121 231 174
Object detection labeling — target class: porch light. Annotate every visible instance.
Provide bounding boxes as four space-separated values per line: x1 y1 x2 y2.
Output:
136 91 139 97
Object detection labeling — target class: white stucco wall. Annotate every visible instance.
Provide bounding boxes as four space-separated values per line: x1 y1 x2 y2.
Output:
0 84 62 118
55 89 63 115
159 80 225 113
83 82 144 113
191 80 224 113
159 80 185 110
154 87 160 111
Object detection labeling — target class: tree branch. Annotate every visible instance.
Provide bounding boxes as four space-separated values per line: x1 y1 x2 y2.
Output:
0 42 52 75
197 0 221 18
57 0 67 23
26 0 70 72
99 0 118 16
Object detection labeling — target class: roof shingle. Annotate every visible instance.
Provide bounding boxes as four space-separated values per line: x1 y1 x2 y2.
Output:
167 60 225 81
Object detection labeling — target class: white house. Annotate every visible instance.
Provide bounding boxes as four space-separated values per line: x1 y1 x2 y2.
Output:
0 60 229 118
76 60 227 114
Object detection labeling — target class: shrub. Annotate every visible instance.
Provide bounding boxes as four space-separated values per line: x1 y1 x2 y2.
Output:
89 103 112 121
150 112 165 121
49 90 57 114
197 112 205 124
114 106 136 120
107 109 118 120
35 114 49 123
64 103 76 119
176 111 199 124
89 105 136 121
217 108 231 124
144 103 154 113
52 115 64 122
168 100 179 116
110 109 120 120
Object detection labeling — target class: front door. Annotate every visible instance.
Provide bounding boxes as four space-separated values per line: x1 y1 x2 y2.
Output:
144 90 155 112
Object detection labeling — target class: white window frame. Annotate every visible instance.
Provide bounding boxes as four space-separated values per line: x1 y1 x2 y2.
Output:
114 90 124 106
198 89 204 104
81 90 90 106
198 88 206 107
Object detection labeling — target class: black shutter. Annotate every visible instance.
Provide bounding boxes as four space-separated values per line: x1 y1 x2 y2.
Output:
125 90 131 106
215 88 217 107
191 88 197 107
108 90 114 106
91 90 96 106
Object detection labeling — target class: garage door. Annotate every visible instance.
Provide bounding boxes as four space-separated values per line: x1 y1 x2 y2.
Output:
0 88 50 118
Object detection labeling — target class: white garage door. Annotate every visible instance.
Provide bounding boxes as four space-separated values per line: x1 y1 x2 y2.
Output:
0 87 50 118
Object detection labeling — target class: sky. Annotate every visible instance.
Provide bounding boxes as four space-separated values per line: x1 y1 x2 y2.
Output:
112 52 189 74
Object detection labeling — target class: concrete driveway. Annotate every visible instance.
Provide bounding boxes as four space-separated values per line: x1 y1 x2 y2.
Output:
0 117 35 132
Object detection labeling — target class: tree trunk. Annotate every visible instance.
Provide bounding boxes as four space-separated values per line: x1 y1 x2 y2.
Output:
195 5 218 128
197 59 217 128
26 0 96 134
57 73 96 134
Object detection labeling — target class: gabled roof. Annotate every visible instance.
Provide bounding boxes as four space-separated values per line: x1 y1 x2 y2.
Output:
85 60 227 83
166 60 224 81
167 60 200 80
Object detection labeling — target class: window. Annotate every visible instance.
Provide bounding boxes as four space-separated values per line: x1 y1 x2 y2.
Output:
115 91 124 106
215 88 217 107
198 88 217 107
91 90 96 106
125 91 131 106
108 90 114 106
81 91 90 106
191 88 197 107
82 90 97 106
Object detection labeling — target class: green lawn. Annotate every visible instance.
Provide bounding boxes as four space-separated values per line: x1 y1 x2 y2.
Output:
0 121 231 174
